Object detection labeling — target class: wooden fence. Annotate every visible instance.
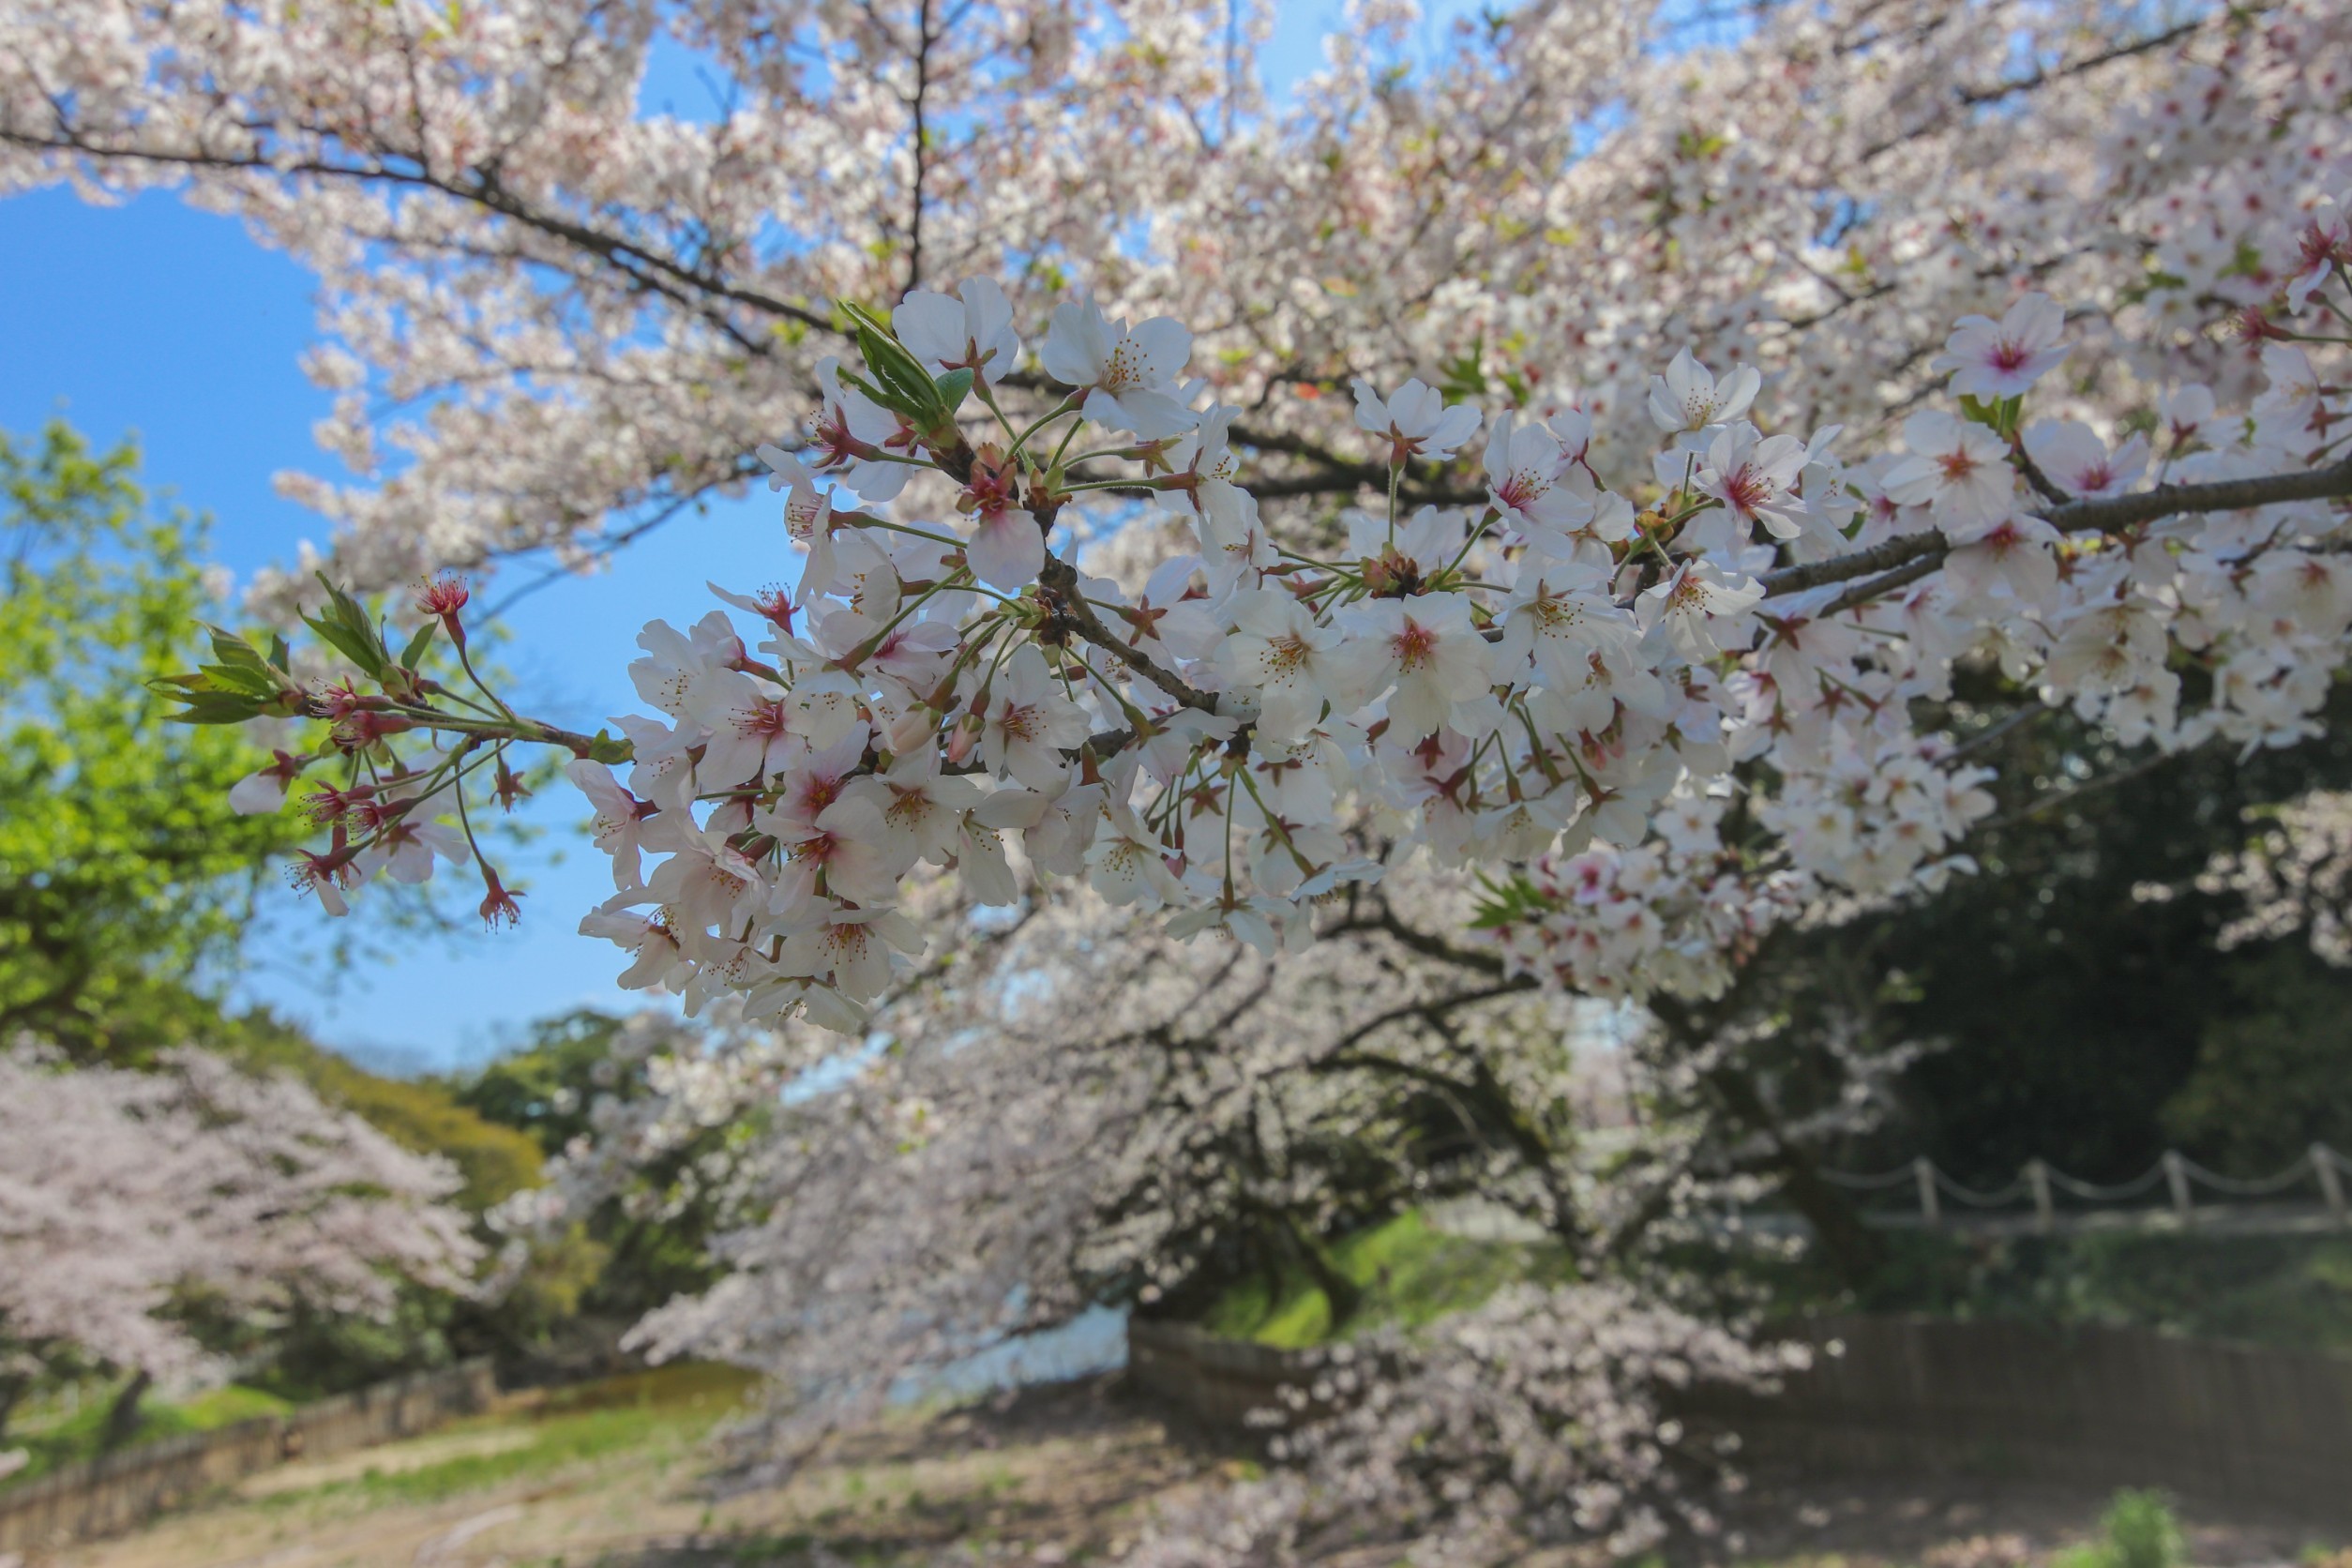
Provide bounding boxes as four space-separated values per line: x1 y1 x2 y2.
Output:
1127 1315 2352 1519
0 1359 497 1552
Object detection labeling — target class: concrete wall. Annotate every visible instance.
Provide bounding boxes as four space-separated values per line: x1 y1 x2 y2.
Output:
0 1360 497 1552
1127 1315 2352 1519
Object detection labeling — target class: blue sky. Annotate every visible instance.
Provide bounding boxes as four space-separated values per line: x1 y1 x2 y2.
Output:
0 5 1479 1073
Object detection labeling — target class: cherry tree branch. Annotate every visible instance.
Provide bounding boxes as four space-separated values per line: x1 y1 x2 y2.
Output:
1856 17 2206 161
1036 553 1225 717
1763 453 2352 604
901 0 937 300
0 127 837 346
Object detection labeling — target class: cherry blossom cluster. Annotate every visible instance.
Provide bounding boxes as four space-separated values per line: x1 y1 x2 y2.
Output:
1128 1283 1808 1567
15 0 2352 1554
0 1043 478 1387
508 867 1937 1481
2195 790 2352 963
205 260 2352 1029
8 0 2337 598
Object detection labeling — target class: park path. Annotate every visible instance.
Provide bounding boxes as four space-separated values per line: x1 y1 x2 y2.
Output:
30 1379 1202 1568
22 1377 2340 1568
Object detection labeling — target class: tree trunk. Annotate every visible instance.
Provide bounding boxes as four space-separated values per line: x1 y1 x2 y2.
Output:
99 1369 152 1452
1702 1063 1889 1287
1286 1219 1364 1330
0 1372 25 1445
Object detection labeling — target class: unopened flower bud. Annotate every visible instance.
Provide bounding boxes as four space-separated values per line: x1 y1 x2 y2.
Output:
494 755 532 811
944 711 985 767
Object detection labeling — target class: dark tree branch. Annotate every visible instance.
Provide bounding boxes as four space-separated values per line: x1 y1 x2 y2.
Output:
1037 552 1224 717
902 0 936 301
1857 18 2206 162
1764 453 2352 603
2045 452 2352 535
1322 905 1512 978
1816 551 1943 617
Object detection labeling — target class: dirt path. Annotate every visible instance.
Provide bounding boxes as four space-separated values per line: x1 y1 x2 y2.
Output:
19 1377 2347 1568
23 1378 1204 1568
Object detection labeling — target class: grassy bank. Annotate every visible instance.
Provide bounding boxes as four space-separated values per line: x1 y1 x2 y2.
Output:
1198 1210 1565 1348
2 1381 295 1489
248 1362 758 1510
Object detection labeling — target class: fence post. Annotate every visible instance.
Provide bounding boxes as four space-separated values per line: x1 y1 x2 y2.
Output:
2316 1144 2348 1227
2028 1159 2054 1234
1914 1157 1940 1227
2163 1150 2194 1226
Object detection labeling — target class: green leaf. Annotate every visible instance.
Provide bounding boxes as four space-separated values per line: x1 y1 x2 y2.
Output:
401 621 439 671
836 299 896 339
152 684 272 725
933 368 974 415
583 729 634 765
855 324 944 418
1958 392 2023 441
837 300 947 419
1438 340 1487 402
306 573 390 678
204 625 276 673
1467 869 1549 930
197 662 283 699
304 611 384 678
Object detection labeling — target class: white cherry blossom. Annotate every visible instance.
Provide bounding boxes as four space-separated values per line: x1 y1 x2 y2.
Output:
891 277 1022 383
1648 348 1761 437
1039 300 1197 439
1882 411 2017 535
1352 377 1483 464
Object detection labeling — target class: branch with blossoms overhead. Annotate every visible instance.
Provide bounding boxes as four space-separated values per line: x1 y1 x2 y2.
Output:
178 235 2352 1032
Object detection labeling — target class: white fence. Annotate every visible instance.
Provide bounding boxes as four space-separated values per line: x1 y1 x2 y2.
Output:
1816 1144 2352 1237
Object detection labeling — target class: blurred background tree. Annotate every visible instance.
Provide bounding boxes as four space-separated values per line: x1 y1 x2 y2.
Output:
450 1009 744 1343
0 420 293 1062
1656 691 2352 1344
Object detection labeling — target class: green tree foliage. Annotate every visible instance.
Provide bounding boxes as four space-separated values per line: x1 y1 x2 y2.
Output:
219 1007 544 1211
0 421 636 1398
1871 707 2352 1184
1665 692 2352 1343
0 421 294 1060
454 1011 738 1326
1704 695 2352 1193
2161 945 2352 1172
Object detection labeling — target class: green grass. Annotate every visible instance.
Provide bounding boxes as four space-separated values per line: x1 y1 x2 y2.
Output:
172 1385 299 1429
2052 1490 2185 1568
260 1362 757 1509
1199 1211 1564 1349
2 1380 296 1489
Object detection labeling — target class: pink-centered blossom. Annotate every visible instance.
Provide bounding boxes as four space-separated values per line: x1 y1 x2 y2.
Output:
1932 292 2069 399
1636 561 1764 659
1215 586 1373 742
980 645 1092 791
2022 420 2148 498
1882 411 2016 536
1340 593 1496 740
1485 412 1596 546
1697 422 1810 540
